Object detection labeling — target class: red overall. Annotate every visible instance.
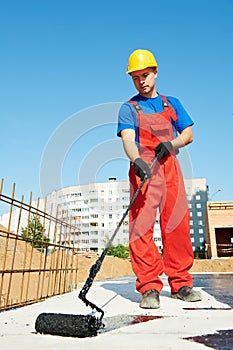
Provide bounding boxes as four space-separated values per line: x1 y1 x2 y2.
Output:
129 96 194 294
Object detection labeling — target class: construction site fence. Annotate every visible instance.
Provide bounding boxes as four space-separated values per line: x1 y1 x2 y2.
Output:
0 179 81 311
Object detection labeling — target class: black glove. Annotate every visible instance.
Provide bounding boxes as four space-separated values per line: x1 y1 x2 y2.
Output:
154 141 173 161
133 158 152 181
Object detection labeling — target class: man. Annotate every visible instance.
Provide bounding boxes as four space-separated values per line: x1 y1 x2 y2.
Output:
117 49 201 308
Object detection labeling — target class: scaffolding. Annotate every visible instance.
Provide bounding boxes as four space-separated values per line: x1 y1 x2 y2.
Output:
0 179 81 311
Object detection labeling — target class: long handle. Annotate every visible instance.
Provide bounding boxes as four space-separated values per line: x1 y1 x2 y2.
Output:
78 157 157 318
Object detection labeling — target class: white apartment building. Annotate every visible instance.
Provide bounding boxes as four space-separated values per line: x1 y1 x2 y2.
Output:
45 178 131 253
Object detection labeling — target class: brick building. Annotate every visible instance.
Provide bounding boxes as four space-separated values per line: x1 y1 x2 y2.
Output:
205 201 233 258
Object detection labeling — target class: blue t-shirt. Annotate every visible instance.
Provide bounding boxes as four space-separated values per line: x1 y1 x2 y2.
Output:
117 93 194 143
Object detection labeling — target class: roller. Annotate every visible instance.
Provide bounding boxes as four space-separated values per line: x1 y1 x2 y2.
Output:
35 313 102 337
35 157 158 338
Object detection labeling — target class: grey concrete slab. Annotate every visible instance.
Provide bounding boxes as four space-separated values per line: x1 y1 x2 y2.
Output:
0 273 232 350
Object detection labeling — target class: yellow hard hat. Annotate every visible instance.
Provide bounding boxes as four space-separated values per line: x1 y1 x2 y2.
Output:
126 49 158 74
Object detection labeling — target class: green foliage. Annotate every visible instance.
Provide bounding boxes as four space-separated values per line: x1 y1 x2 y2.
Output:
194 242 206 259
107 244 130 259
21 215 50 249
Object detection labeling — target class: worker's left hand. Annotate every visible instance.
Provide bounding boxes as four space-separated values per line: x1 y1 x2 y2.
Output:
154 141 173 161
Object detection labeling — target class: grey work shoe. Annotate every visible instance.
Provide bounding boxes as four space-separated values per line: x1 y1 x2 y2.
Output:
140 289 160 309
171 286 202 302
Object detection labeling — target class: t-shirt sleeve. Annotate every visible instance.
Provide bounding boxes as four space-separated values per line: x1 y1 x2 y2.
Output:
117 102 137 137
167 96 194 133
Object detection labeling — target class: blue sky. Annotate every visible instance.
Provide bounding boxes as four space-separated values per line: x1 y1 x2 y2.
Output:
1 0 233 206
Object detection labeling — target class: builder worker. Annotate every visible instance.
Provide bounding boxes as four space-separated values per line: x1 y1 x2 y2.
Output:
117 49 202 308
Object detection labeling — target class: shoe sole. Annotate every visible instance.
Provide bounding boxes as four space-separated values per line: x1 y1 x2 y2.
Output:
139 303 160 309
171 293 202 302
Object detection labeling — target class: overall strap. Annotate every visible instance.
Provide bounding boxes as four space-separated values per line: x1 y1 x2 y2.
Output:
161 95 178 121
128 100 142 113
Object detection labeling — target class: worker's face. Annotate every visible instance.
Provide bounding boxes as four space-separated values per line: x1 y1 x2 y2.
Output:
131 67 157 97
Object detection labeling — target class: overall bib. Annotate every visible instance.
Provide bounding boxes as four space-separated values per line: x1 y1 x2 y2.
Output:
128 96 194 294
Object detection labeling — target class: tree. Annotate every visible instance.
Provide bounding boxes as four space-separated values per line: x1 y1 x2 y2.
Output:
21 215 50 250
194 245 206 259
107 244 130 259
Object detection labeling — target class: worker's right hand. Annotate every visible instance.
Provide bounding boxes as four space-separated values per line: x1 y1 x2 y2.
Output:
133 158 152 181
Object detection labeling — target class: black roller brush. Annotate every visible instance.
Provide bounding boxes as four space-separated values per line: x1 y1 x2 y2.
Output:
35 313 102 337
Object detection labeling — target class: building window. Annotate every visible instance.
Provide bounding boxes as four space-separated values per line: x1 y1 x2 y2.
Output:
191 237 195 242
198 220 203 225
199 237 204 243
199 228 204 234
188 203 192 209
196 203 202 209
197 212 202 217
190 229 194 234
190 220 193 226
90 198 98 203
82 207 89 212
90 222 98 227
91 214 98 218
71 192 81 197
196 195 201 200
